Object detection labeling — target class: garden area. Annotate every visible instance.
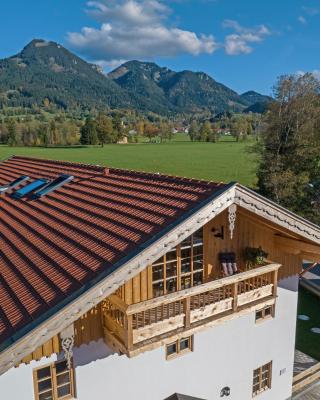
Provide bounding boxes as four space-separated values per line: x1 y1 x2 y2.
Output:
296 288 320 361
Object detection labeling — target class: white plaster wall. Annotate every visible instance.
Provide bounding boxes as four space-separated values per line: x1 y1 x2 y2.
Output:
0 276 298 400
0 353 57 399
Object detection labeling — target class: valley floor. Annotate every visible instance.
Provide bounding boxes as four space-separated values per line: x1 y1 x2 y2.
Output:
0 139 257 186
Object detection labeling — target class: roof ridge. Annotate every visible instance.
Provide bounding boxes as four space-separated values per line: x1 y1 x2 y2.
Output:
109 167 222 186
106 167 224 188
8 156 225 188
10 156 105 173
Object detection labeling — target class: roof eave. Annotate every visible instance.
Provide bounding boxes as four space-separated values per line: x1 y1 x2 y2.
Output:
0 183 237 374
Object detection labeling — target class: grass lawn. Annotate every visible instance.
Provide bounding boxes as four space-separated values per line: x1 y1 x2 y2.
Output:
0 140 257 186
296 287 320 360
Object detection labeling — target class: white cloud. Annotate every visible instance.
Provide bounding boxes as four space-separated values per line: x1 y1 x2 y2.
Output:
313 70 320 80
298 15 307 24
68 0 218 67
222 19 271 55
302 6 320 16
296 70 320 80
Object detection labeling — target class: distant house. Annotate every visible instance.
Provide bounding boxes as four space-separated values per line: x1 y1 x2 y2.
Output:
0 156 320 399
117 135 128 144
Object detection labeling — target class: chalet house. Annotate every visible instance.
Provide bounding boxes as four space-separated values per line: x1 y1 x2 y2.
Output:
0 156 320 400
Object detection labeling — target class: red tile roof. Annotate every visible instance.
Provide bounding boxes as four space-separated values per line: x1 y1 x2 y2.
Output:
0 156 228 348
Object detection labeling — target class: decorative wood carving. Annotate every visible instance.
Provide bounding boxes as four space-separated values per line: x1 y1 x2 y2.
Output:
228 204 237 240
60 325 74 369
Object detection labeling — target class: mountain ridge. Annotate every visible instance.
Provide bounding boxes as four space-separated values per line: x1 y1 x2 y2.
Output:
0 39 272 115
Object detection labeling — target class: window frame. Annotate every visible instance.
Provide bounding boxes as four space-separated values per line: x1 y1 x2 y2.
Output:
165 335 194 360
33 359 75 400
252 361 272 397
151 229 204 298
255 304 275 323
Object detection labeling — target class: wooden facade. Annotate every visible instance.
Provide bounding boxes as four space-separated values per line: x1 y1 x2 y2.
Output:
111 208 302 307
18 206 311 364
17 336 61 366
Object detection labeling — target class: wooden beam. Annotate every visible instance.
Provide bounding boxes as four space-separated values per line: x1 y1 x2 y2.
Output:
274 235 320 256
108 294 128 312
300 252 320 264
238 208 297 238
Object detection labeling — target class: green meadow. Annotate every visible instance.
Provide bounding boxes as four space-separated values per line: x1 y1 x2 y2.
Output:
0 138 258 187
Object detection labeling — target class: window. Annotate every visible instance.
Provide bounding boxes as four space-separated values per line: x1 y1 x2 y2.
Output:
33 360 75 400
152 228 204 297
252 362 272 397
255 305 274 323
166 336 193 360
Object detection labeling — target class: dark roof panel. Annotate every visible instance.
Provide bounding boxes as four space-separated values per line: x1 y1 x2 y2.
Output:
165 394 207 400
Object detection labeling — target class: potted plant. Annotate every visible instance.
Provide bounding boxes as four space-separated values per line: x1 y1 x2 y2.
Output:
244 246 268 270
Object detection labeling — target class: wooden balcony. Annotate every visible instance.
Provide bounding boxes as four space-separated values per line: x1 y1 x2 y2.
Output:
102 262 280 357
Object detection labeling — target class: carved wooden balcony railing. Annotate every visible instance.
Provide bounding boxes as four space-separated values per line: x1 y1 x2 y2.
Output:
102 262 280 357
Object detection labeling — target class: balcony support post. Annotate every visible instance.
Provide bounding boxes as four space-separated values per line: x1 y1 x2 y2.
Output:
232 282 238 312
125 314 133 350
272 269 278 298
184 297 191 329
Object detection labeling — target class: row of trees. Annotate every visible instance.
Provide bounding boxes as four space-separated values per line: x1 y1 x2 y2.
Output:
80 114 176 145
0 118 80 146
1 104 262 147
188 114 258 142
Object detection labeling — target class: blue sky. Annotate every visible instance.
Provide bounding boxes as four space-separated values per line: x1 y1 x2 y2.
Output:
1 0 319 94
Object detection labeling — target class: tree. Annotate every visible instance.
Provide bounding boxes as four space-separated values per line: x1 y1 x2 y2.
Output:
199 121 212 142
112 114 124 142
6 119 17 146
38 123 49 147
135 120 145 137
246 122 253 136
158 122 172 142
230 116 246 142
189 121 199 141
144 122 159 142
80 117 97 145
257 73 320 224
96 113 114 146
49 120 59 145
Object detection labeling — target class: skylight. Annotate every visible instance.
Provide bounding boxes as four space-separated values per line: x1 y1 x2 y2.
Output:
32 174 74 199
11 179 48 199
0 176 29 194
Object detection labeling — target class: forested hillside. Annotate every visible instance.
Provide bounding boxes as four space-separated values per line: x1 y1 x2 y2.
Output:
0 39 271 115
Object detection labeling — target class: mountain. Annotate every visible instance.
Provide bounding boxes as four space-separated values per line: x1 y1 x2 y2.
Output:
0 40 270 115
109 61 247 114
240 91 273 114
240 90 272 105
108 60 176 114
243 101 271 114
0 39 129 110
